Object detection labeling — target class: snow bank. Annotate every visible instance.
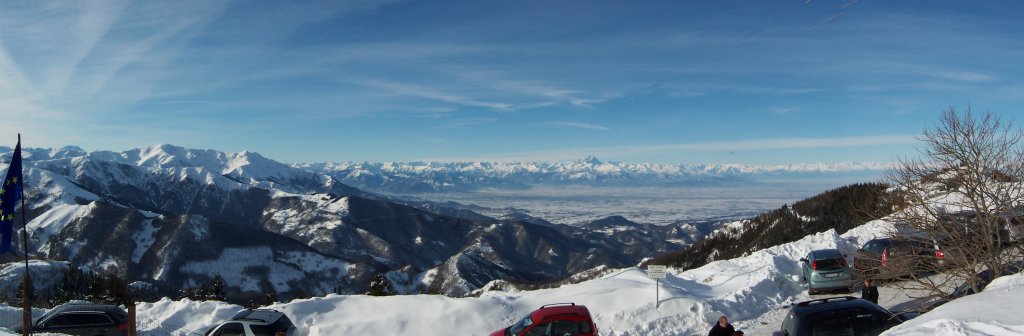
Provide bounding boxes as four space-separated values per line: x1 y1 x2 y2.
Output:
128 229 856 336
136 298 244 334
881 272 1024 336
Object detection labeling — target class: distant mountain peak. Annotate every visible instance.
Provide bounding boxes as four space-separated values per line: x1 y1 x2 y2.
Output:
579 155 602 164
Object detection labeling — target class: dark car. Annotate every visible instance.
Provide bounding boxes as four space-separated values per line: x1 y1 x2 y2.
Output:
490 303 598 336
854 238 947 280
939 210 1024 245
14 301 128 336
779 296 915 336
925 263 1024 311
206 309 297 336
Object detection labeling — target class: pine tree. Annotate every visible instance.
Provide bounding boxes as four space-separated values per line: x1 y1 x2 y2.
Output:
208 275 227 302
86 274 106 303
104 272 130 305
365 273 395 296
261 288 277 306
196 283 210 301
13 275 32 307
178 287 195 301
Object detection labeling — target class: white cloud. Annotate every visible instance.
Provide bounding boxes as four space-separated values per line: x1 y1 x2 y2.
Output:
922 71 996 83
355 79 514 111
549 122 610 131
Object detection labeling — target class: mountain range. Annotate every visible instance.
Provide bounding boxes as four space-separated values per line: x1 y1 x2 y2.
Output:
0 145 710 301
296 155 889 193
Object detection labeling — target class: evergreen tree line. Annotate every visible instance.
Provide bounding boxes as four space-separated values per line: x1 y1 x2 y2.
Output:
9 267 134 308
648 182 899 270
176 275 228 302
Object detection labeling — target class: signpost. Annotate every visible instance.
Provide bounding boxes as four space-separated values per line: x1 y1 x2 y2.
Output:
647 265 667 308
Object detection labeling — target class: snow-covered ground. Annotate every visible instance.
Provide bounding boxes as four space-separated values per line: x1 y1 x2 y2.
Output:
881 272 1024 336
2 217 1020 335
136 224 879 335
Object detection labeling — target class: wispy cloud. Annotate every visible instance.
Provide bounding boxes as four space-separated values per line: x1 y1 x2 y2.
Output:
356 79 514 111
549 121 610 131
421 135 917 162
770 108 797 115
808 11 845 32
415 136 452 145
434 118 500 129
922 71 996 83
475 77 607 108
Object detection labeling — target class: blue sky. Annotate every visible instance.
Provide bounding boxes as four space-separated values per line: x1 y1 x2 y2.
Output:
1 1 1022 164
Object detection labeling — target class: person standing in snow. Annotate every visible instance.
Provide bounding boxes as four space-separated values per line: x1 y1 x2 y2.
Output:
862 278 879 304
708 315 735 336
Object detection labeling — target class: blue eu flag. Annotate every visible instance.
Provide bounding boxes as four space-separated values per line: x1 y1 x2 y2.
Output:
0 139 23 254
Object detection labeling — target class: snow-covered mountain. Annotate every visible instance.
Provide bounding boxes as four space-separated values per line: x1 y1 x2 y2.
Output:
0 161 1014 335
296 156 889 193
0 145 706 300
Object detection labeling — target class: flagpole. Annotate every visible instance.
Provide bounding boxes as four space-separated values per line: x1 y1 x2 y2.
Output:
18 134 30 336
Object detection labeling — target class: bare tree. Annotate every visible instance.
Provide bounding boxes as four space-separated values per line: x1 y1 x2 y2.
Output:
881 106 1024 303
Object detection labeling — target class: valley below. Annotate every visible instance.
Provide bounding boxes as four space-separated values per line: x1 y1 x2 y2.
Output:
392 183 867 226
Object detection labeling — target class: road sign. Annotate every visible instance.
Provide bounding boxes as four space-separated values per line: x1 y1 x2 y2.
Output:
647 265 668 309
647 265 667 279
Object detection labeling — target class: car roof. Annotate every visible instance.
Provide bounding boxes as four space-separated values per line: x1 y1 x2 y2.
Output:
791 297 882 316
530 303 591 322
811 249 843 259
48 302 125 314
231 309 286 324
39 302 126 323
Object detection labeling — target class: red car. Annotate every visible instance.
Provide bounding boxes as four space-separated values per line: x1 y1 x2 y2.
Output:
490 303 599 336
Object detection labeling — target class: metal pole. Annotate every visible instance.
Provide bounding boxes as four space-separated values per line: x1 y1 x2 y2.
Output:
18 134 30 336
127 302 137 336
655 278 660 309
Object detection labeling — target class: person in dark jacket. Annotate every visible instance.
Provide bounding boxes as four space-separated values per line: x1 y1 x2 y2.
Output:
862 278 879 304
708 315 735 336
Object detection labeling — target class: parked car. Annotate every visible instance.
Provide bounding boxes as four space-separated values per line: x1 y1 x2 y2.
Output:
490 303 598 336
937 210 1023 245
13 301 129 336
779 296 916 336
800 249 853 295
925 263 1024 311
205 309 297 336
854 237 947 280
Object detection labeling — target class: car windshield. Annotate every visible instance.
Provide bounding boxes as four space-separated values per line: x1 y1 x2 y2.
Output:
508 314 533 336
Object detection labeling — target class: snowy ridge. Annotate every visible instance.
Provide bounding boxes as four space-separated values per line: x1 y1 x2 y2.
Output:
6 144 332 194
303 158 889 177
298 156 889 192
